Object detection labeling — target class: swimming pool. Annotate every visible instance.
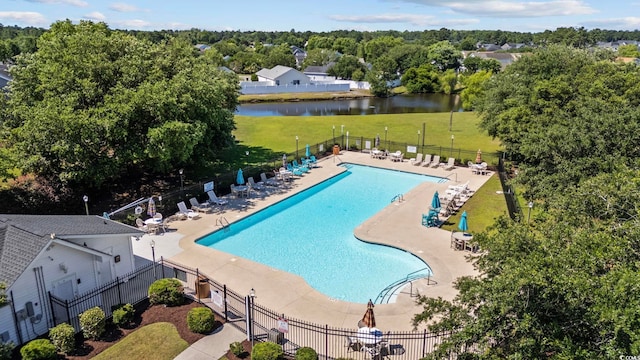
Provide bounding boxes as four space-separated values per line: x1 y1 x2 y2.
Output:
197 164 446 303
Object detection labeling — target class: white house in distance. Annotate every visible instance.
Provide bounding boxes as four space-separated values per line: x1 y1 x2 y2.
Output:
0 215 143 345
242 65 351 94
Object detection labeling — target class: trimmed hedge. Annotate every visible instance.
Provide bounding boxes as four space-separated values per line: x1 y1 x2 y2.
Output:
19 339 57 360
112 303 135 328
79 306 105 340
295 347 318 360
187 307 216 334
251 342 284 360
148 278 184 306
49 322 75 354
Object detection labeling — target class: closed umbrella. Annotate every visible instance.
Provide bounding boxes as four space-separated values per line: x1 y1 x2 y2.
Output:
431 191 441 209
305 144 311 158
236 169 245 185
475 149 482 164
282 154 287 167
361 299 376 328
458 211 469 233
147 197 156 217
375 135 380 148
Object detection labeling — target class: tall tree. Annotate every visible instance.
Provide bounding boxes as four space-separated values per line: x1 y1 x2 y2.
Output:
2 20 239 191
263 43 296 68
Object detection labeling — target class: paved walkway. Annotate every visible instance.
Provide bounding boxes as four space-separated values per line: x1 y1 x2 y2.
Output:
134 151 493 350
174 324 246 360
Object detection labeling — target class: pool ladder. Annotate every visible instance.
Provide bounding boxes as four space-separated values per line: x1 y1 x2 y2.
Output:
216 216 230 232
391 194 404 203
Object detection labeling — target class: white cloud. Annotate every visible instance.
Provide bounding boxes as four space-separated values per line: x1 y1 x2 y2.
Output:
329 13 478 27
389 0 597 17
83 11 106 21
25 0 88 7
581 17 640 30
110 19 151 29
108 3 140 12
0 11 47 26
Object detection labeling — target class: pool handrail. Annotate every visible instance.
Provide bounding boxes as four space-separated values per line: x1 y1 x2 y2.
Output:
374 267 431 304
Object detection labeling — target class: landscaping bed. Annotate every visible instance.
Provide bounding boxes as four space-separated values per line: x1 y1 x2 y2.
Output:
11 298 222 360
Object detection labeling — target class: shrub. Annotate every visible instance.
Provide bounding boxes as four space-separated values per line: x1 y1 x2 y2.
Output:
48 322 75 354
187 307 215 334
229 341 244 356
251 341 283 360
79 306 105 340
148 278 184 306
19 339 57 360
295 346 318 360
112 303 135 328
0 341 15 360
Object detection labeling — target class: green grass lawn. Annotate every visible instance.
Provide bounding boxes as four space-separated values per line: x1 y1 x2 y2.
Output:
441 174 508 234
93 322 188 360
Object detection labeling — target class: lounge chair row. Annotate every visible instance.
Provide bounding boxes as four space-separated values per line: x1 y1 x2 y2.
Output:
408 154 456 170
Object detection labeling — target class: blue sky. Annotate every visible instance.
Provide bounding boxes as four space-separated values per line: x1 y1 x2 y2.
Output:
2 0 639 33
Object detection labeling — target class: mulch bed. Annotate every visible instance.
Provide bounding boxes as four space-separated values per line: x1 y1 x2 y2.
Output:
67 298 220 359
11 298 223 360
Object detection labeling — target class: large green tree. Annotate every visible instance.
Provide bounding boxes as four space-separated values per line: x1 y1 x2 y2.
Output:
414 168 640 359
1 20 239 190
476 45 640 199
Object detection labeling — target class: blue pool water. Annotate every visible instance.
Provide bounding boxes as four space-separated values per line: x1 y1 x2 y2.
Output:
197 164 446 303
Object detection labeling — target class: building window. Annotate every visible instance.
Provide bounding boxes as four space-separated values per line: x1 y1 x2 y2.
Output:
293 80 300 85
275 80 280 86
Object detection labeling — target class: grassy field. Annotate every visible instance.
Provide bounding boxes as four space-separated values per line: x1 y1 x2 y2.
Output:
93 323 188 360
233 112 501 160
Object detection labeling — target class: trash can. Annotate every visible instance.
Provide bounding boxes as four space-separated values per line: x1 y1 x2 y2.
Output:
268 328 284 344
332 145 340 155
195 275 210 300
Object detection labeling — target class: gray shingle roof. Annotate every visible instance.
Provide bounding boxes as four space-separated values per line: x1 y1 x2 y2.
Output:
0 215 142 288
256 65 296 80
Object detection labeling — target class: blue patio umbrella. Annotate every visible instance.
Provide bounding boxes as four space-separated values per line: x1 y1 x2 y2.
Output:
236 168 245 185
431 191 441 209
305 144 311 158
147 196 156 217
458 211 469 233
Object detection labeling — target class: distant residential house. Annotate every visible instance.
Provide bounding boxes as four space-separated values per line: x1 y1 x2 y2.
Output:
194 44 211 52
500 43 526 51
476 43 501 51
0 63 10 90
256 65 311 86
290 46 307 68
0 215 143 345
596 40 639 52
462 51 522 70
303 63 336 81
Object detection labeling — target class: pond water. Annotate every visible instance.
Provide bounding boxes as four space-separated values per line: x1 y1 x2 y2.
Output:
236 93 461 116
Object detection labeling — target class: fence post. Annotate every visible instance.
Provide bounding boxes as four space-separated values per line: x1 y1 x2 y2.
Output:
65 299 72 331
196 268 202 304
223 285 228 322
325 324 329 359
161 256 166 278
116 276 123 305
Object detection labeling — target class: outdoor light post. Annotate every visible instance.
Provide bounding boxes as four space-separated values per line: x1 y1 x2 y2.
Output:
179 168 184 196
295 136 299 161
150 239 156 278
249 288 256 349
527 201 534 223
384 126 388 148
82 195 89 215
332 125 335 144
417 130 421 147
450 134 454 158
341 124 344 135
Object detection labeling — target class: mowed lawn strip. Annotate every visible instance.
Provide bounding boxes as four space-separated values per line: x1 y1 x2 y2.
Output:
233 112 501 158
92 322 188 360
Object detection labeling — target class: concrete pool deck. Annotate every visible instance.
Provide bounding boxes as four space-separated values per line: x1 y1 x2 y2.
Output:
132 151 493 331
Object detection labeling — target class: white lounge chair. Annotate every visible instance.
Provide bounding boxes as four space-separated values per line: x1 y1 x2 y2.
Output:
207 190 229 206
430 155 441 167
442 157 455 170
177 201 200 219
248 177 265 191
260 172 280 186
421 154 432 167
189 197 213 213
410 153 423 166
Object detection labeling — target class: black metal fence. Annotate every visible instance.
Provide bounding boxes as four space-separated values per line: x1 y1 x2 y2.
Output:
106 135 502 225
158 258 455 359
49 262 156 332
497 157 521 220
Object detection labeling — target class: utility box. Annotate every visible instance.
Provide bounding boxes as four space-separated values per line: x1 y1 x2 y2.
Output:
268 328 284 344
195 275 210 300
